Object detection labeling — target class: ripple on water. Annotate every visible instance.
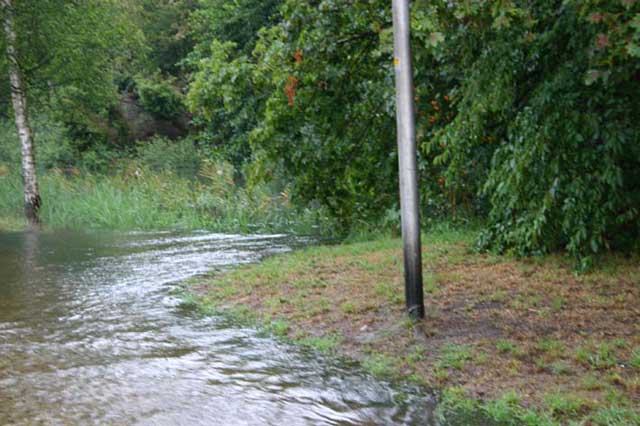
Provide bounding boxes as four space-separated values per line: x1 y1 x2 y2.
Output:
0 231 436 425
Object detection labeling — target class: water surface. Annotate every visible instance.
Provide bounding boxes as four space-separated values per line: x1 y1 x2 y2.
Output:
0 231 436 425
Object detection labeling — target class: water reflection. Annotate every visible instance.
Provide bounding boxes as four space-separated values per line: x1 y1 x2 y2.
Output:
0 231 436 425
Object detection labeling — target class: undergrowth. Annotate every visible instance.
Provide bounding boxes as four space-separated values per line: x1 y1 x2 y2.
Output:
0 163 335 235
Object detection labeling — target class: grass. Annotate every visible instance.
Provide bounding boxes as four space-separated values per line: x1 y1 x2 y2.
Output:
631 347 640 369
363 354 402 380
0 166 335 235
189 227 640 426
575 342 619 370
436 344 473 371
0 215 25 232
297 334 343 354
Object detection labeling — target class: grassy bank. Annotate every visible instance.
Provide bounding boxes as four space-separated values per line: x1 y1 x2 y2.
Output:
0 166 334 235
189 229 640 426
0 216 25 232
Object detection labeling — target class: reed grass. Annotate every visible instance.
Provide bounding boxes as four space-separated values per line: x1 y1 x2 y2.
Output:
0 164 335 235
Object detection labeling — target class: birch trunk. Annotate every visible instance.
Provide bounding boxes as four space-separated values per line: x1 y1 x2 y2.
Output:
2 0 41 228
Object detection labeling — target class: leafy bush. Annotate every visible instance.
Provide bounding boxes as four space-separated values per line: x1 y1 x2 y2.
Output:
416 1 640 266
249 0 398 225
0 116 76 171
136 136 204 177
209 0 639 263
136 76 185 120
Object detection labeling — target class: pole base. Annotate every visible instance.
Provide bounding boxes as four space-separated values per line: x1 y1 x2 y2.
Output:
407 304 425 320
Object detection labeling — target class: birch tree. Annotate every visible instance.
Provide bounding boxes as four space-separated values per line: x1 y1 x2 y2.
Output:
0 0 141 227
2 0 39 227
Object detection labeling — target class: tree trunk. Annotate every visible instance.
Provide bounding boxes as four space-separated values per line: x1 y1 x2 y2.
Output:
2 0 41 228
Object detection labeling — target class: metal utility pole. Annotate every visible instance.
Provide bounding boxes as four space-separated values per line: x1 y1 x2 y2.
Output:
392 0 424 319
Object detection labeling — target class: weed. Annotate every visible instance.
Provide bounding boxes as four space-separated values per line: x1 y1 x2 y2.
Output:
482 392 523 423
424 273 438 294
606 373 626 387
547 361 573 375
575 346 591 365
474 351 489 365
263 319 290 337
630 346 640 369
604 388 630 406
550 297 564 311
437 344 472 370
340 301 357 314
489 290 508 303
588 343 618 370
264 298 282 310
363 354 401 380
317 298 332 314
623 376 640 394
496 339 523 357
374 281 402 304
438 388 570 426
536 339 565 359
544 393 590 417
589 406 640 426
581 375 604 391
400 318 416 331
434 367 450 382
406 347 426 366
298 334 342 354
505 359 523 375
613 339 627 349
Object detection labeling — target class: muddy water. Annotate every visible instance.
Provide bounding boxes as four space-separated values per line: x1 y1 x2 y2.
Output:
0 231 436 425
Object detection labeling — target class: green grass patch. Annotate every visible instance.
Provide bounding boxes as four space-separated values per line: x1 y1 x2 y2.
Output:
536 339 565 359
0 167 335 235
437 388 557 426
362 354 402 381
437 344 473 371
496 339 524 357
374 281 402 304
297 334 343 354
544 393 591 417
575 342 619 370
630 346 640 369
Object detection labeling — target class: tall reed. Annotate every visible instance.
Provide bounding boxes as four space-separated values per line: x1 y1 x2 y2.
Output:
0 164 335 235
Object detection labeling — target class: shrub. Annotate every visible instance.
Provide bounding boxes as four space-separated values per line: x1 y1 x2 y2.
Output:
0 116 76 170
136 136 204 178
136 76 185 120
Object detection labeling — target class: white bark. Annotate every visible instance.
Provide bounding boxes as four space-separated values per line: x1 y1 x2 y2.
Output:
2 0 41 228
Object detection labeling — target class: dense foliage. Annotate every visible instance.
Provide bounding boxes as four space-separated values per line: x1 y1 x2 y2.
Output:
0 0 143 145
249 0 399 222
1 0 638 261
419 1 640 267
186 0 639 262
185 0 282 166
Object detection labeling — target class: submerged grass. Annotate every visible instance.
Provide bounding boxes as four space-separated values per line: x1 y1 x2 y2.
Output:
0 165 335 235
189 227 640 426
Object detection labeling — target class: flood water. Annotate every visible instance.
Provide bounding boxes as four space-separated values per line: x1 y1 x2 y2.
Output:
0 231 437 425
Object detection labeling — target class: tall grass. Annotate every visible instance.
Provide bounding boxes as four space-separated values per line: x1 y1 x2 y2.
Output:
0 126 335 235
0 163 336 235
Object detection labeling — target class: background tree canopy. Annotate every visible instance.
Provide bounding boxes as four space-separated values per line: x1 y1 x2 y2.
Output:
1 0 638 264
192 0 639 265
0 0 144 143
